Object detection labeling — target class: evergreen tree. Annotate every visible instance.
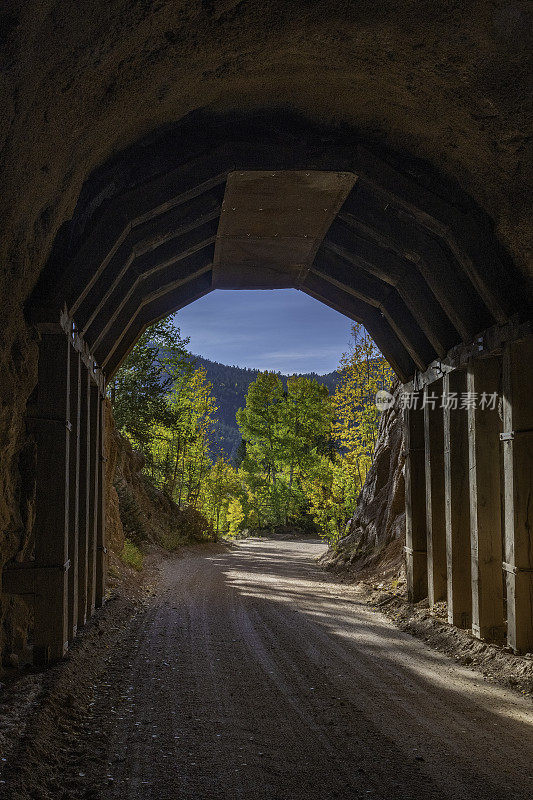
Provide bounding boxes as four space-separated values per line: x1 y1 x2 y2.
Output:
110 318 192 462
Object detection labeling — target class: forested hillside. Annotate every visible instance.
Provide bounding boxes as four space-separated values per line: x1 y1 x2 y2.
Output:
188 354 340 460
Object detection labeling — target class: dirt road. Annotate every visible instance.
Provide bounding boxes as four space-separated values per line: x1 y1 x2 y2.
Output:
5 537 531 800
76 537 530 800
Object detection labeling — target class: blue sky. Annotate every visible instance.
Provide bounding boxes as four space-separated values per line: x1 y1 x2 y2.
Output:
172 289 355 374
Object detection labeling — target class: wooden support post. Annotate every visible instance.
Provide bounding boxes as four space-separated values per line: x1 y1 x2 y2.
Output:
443 369 472 628
67 350 81 643
424 379 447 606
468 356 505 643
95 395 107 608
77 365 91 628
87 381 100 616
404 394 428 602
502 335 533 653
32 327 71 664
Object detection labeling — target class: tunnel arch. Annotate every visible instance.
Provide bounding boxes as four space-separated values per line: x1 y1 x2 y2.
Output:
28 109 531 384
16 108 531 665
1 1 532 668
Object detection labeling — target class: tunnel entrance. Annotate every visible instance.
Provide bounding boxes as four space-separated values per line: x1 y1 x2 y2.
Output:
4 110 532 663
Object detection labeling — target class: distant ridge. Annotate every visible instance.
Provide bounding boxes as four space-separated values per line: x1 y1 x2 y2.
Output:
188 354 340 461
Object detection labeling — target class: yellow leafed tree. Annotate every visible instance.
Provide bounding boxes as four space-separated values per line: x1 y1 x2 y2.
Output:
331 323 394 487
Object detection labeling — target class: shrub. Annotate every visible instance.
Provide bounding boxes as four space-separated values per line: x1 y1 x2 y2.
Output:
121 538 143 571
159 505 214 550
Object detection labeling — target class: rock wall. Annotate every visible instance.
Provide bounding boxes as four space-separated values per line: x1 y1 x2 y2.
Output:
321 384 406 571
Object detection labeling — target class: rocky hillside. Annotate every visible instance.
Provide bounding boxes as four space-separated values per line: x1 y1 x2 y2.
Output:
104 401 209 561
320 382 405 573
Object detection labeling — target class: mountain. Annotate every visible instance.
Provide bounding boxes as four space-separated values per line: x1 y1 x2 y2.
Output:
188 354 340 461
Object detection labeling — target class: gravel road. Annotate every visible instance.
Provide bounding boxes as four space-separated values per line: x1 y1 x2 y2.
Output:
86 537 532 800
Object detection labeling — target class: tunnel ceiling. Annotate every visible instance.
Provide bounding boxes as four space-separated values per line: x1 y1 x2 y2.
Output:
28 111 532 383
0 2 530 387
212 170 357 290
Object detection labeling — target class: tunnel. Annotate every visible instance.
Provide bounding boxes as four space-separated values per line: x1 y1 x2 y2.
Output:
0 2 532 666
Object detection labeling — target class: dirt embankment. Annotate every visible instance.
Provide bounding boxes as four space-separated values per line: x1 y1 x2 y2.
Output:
104 401 214 595
105 400 207 560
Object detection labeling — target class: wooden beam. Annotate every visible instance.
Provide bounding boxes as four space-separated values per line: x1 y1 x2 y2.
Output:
67 349 81 643
329 217 457 355
313 248 436 370
468 356 505 643
424 379 447 606
87 224 217 350
95 394 106 608
31 327 71 664
87 383 100 616
403 317 533 393
94 253 214 366
311 249 387 303
300 272 416 381
395 272 451 357
325 219 404 284
443 369 472 629
104 272 214 379
404 397 428 602
338 194 490 342
58 155 232 310
355 146 514 324
502 334 533 653
382 291 436 372
77 198 221 333
212 169 356 289
77 365 91 628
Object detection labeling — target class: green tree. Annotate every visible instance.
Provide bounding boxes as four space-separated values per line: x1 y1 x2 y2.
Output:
199 458 241 536
156 367 217 505
303 454 360 549
332 323 394 483
236 372 286 524
226 497 245 538
279 376 332 523
235 372 332 527
110 318 192 462
302 323 394 547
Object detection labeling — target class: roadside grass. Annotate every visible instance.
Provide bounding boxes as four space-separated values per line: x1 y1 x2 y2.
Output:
121 538 144 571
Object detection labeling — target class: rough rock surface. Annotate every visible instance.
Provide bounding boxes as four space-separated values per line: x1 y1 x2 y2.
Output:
321 383 405 571
104 400 126 557
105 402 205 556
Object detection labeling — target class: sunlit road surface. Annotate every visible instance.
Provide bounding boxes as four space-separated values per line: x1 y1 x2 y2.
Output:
96 538 533 800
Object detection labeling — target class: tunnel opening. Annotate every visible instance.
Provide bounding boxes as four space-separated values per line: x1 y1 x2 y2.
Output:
2 108 532 665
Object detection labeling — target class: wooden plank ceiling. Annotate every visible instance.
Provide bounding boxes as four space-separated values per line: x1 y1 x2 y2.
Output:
212 171 357 289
